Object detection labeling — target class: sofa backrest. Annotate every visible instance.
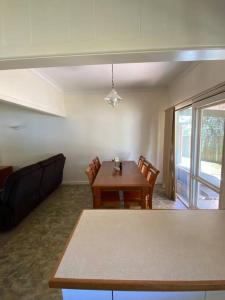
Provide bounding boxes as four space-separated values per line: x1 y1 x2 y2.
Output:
2 163 43 223
39 153 66 199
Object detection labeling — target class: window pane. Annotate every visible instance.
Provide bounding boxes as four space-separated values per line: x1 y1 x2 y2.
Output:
199 103 225 188
176 168 190 204
175 107 192 206
176 108 192 170
197 182 219 209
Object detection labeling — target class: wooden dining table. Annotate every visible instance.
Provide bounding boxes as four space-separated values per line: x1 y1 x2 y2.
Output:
92 161 151 209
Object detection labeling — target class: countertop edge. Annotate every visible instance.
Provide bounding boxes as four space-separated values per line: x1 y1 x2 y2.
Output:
49 277 225 291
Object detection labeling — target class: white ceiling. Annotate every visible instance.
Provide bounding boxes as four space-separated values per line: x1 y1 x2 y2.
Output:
36 62 192 93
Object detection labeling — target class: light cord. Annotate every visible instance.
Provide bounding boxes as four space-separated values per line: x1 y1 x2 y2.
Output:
112 64 114 88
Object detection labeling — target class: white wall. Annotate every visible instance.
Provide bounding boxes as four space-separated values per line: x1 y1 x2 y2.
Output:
0 0 225 64
168 61 225 105
0 69 66 116
0 89 168 183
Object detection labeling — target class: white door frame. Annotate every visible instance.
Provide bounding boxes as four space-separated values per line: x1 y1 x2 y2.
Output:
191 92 225 208
175 91 225 209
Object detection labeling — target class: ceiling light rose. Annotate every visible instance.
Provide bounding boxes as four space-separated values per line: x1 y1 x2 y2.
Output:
104 64 123 107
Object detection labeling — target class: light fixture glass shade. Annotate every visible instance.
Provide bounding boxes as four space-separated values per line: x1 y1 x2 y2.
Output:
104 88 123 107
104 64 123 107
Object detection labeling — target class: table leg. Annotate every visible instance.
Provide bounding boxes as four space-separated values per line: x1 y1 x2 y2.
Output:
93 187 101 209
141 188 146 209
141 187 151 209
148 190 153 209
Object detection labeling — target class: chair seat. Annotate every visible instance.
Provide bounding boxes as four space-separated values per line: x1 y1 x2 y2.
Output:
101 191 120 208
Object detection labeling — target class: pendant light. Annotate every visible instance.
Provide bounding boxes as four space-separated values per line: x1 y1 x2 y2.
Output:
104 64 123 107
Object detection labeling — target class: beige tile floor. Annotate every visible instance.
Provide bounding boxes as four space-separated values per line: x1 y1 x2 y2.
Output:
0 184 185 300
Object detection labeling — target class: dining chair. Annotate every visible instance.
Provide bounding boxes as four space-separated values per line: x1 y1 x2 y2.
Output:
92 159 99 173
92 157 101 172
123 164 160 209
89 162 97 178
85 166 95 184
145 164 160 207
95 156 101 169
85 166 120 208
138 155 145 170
141 160 150 177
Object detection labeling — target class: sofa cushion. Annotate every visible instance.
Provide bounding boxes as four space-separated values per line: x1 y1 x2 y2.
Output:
39 153 65 199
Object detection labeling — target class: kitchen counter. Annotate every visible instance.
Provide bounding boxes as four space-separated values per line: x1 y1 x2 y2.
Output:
49 210 225 300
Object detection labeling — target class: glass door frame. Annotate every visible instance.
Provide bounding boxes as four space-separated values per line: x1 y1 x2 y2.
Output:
175 106 193 208
175 92 225 209
190 92 225 208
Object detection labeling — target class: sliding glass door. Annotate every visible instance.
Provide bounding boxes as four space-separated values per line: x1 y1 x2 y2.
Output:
175 107 192 207
192 100 225 209
175 94 225 209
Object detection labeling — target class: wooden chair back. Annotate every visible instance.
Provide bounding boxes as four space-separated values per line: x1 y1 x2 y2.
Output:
92 156 101 174
138 155 145 169
85 166 95 185
91 159 98 172
144 164 160 209
95 157 101 169
147 164 160 188
141 160 150 177
89 162 97 177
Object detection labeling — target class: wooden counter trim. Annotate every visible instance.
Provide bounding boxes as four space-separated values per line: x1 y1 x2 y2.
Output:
49 277 225 291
